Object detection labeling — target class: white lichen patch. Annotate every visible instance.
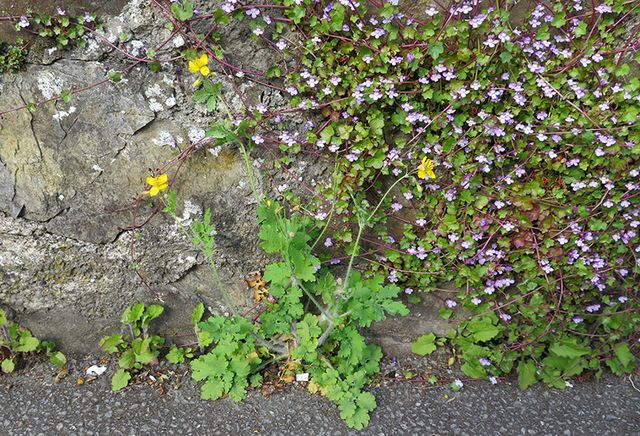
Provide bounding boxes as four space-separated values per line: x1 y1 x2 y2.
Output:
151 131 176 147
52 106 76 121
173 35 185 48
83 36 100 54
148 98 164 112
129 40 145 56
175 200 202 226
208 146 222 157
188 128 206 143
37 71 64 99
145 83 165 98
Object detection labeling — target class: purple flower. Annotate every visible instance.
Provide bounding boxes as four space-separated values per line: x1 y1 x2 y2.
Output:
471 297 482 305
479 358 492 366
246 8 261 18
499 313 512 322
445 299 457 308
391 202 403 212
572 316 584 324
324 238 333 247
17 16 30 28
585 304 601 313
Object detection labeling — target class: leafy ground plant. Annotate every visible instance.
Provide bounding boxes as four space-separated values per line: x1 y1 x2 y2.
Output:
99 303 165 391
163 193 407 429
0 309 66 374
0 38 28 73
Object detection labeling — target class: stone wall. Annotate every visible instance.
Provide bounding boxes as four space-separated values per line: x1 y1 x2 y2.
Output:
0 0 276 354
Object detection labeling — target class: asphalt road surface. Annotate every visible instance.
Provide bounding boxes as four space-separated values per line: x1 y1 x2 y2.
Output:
1 358 638 436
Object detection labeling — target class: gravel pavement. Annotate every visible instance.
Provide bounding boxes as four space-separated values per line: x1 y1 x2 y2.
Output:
1 358 639 436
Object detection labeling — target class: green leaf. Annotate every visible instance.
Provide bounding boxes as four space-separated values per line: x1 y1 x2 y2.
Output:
428 42 444 60
111 369 131 391
474 196 489 209
166 345 187 364
14 333 39 352
467 319 501 342
1 358 15 373
263 262 291 286
613 343 635 368
551 13 566 28
142 304 164 326
119 349 136 369
574 21 587 37
49 351 67 367
162 189 177 215
121 304 145 325
411 333 437 356
549 340 590 358
499 51 512 63
201 379 226 400
192 303 205 324
171 0 194 21
615 64 630 77
517 360 538 390
99 334 124 354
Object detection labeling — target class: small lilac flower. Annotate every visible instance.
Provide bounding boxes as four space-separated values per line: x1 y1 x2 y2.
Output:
246 8 260 18
489 376 498 385
499 313 512 322
404 287 414 295
453 379 464 388
585 304 601 313
324 238 333 248
17 16 30 28
595 4 612 13
479 358 491 366
471 297 482 305
445 299 457 308
391 202 403 212
425 7 439 16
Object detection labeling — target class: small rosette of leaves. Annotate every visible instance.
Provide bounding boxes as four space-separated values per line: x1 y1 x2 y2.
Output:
0 309 66 373
99 303 165 391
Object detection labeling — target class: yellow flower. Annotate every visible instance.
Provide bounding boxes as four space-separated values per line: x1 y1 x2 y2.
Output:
188 54 210 77
146 173 168 197
417 157 436 179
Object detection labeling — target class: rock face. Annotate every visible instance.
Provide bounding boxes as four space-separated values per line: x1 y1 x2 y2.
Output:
0 0 276 354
